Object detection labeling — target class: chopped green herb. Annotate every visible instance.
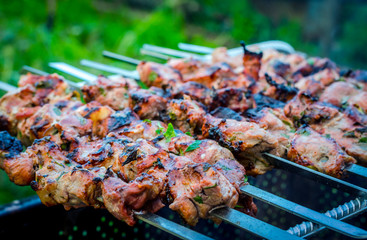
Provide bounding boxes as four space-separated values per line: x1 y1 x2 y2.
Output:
137 81 149 89
178 148 184 156
307 165 318 171
156 128 162 135
325 134 331 139
185 140 202 152
56 171 66 181
356 105 365 114
148 71 158 82
307 58 315 65
343 131 356 138
281 120 292 127
204 183 217 189
168 112 177 120
53 107 62 116
219 164 232 171
228 135 237 141
164 123 176 142
143 119 152 124
359 137 367 143
52 160 65 168
73 89 86 104
341 96 350 109
185 131 192 137
77 115 87 125
298 128 311 136
244 175 248 183
60 142 70 151
98 87 106 96
193 195 203 204
202 163 211 172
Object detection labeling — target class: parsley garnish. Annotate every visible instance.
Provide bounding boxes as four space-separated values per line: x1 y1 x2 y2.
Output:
299 128 311 136
137 80 149 89
155 123 164 135
77 115 87 125
56 171 66 181
185 140 202 152
163 123 176 142
244 175 248 183
193 195 203 204
148 71 158 82
343 131 356 138
143 119 152 124
185 131 192 137
359 137 367 143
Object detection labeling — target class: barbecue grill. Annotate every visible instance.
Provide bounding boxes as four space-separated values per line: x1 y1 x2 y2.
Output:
0 41 367 240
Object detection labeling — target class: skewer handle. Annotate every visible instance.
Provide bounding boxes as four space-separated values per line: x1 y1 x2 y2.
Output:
288 197 367 238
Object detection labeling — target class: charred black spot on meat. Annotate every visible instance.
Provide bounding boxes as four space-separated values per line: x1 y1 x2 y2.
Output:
34 79 54 89
350 70 367 83
210 107 243 121
272 60 290 77
240 41 263 59
84 107 100 118
108 109 137 132
0 131 23 159
30 120 50 138
54 100 69 110
153 158 164 169
66 148 79 161
0 115 10 132
121 144 139 166
253 93 285 109
265 73 298 102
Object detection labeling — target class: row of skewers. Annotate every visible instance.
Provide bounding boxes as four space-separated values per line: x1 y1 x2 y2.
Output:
0 42 366 228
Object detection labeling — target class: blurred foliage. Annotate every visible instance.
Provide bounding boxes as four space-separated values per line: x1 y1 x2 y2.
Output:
0 0 366 203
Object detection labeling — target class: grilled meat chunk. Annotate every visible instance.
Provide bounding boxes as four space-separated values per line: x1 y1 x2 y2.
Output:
167 163 239 225
288 127 356 178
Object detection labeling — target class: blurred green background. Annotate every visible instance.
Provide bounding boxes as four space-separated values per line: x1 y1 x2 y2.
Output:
0 0 366 204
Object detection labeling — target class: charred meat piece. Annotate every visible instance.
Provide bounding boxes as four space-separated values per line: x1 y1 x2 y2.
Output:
130 88 168 119
241 41 263 81
166 97 207 135
264 73 298 102
0 73 72 134
211 87 252 113
167 163 239 225
173 81 214 106
202 115 277 175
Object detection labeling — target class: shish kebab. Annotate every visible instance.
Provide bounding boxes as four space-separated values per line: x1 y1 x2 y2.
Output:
77 43 367 178
0 72 257 227
1 69 366 238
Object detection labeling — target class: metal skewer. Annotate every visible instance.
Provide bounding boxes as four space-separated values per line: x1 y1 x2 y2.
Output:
178 40 296 55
